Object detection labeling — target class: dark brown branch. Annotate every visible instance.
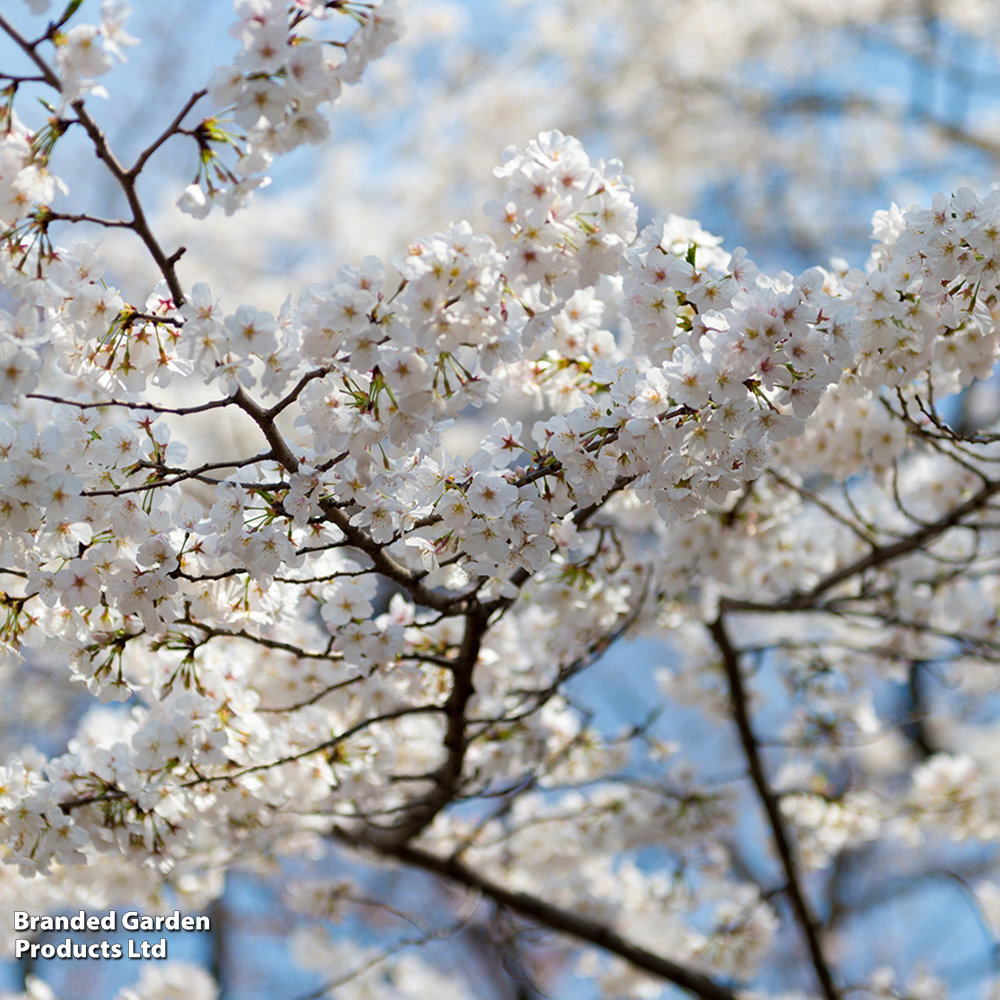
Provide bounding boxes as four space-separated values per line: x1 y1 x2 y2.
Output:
366 604 490 846
767 470 877 547
333 831 742 1000
266 366 333 419
223 403 457 615
233 386 302 472
42 211 134 229
320 499 471 614
61 706 444 813
0 4 205 303
721 476 1000 613
257 674 366 714
0 13 60 89
902 661 940 759
128 88 208 178
69 97 187 304
175 618 341 663
27 393 233 416
708 614 839 1000
84 451 272 497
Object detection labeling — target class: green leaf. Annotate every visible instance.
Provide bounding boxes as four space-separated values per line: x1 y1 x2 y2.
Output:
55 0 86 28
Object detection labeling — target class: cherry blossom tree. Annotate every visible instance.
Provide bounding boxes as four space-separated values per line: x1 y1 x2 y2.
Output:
2 3 1000 1000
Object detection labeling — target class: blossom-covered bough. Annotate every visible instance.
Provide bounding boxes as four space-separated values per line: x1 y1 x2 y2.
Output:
2 3 1000 999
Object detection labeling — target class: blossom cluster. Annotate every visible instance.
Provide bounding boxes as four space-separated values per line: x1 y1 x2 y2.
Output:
181 0 404 218
51 1 138 108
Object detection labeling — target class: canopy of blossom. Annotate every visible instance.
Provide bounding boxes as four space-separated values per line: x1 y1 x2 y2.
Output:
1 3 1000 1000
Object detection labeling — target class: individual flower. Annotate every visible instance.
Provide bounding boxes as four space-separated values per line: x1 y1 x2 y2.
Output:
466 472 518 518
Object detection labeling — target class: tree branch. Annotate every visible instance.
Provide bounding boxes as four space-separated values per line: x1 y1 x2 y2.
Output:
128 88 208 178
366 604 490 846
69 98 186 302
721 476 1000 613
0 13 60 90
27 393 232 415
708 614 840 1000
333 831 743 1000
